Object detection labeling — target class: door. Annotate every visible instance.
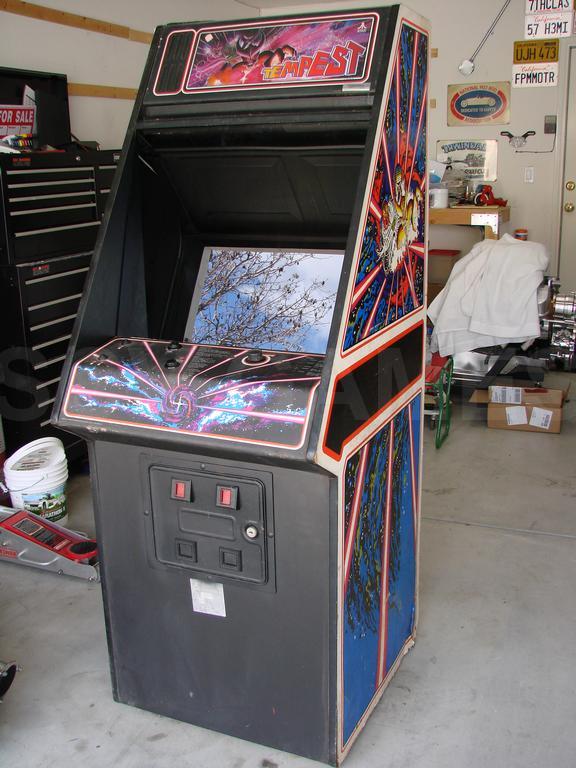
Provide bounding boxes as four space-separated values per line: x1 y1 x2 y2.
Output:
559 46 576 291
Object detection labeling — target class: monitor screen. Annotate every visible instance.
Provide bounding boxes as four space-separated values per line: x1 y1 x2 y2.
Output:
185 247 345 354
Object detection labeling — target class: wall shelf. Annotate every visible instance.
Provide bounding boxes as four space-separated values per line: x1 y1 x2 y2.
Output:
429 205 510 240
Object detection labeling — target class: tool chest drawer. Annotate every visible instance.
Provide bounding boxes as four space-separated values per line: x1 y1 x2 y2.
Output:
0 150 119 457
21 253 91 308
0 150 119 266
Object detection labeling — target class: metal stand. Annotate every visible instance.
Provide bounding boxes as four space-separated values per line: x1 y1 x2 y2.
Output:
425 356 453 449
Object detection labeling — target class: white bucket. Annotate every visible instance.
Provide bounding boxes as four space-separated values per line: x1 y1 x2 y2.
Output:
4 438 69 525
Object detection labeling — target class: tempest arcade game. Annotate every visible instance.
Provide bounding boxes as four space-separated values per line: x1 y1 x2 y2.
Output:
53 7 429 764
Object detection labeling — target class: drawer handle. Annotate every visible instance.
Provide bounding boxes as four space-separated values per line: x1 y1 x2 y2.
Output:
36 375 61 390
33 354 67 371
7 167 94 175
38 396 56 409
30 312 78 332
9 191 96 203
8 179 95 189
11 203 97 216
15 221 99 238
25 266 90 286
28 293 83 312
32 334 73 352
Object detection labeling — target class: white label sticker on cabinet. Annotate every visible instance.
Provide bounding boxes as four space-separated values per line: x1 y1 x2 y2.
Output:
190 578 226 617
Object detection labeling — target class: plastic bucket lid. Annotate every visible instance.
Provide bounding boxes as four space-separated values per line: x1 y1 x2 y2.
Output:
4 457 67 479
5 437 65 473
4 438 67 493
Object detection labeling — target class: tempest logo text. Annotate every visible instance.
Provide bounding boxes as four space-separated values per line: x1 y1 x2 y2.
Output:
261 40 367 81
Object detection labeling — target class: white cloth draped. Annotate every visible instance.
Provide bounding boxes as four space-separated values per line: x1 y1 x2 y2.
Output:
427 234 549 357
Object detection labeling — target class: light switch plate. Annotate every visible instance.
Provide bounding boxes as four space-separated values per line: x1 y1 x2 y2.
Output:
524 167 535 183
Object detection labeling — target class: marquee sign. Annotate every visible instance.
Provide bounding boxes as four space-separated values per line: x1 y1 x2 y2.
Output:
154 14 380 96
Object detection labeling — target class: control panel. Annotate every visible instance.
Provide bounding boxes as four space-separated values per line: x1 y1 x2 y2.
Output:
63 338 323 450
148 465 274 587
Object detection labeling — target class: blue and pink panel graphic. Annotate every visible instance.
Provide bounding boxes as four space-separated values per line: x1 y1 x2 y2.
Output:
342 395 421 746
64 339 323 450
344 23 428 353
182 15 378 92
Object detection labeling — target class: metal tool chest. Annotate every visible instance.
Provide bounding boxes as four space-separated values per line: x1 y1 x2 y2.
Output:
0 150 119 458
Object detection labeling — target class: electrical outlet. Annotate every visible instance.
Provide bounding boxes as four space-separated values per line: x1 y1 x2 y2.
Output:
524 167 535 184
544 115 557 135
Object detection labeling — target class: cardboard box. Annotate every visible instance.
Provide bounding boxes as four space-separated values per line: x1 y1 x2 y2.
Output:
469 386 568 434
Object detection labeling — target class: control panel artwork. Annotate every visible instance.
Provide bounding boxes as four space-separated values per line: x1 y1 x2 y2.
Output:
64 339 323 449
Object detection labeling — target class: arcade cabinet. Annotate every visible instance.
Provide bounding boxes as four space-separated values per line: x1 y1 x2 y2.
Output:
54 6 429 764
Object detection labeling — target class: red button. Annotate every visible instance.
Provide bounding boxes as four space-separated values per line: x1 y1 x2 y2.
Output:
219 488 233 506
174 481 186 499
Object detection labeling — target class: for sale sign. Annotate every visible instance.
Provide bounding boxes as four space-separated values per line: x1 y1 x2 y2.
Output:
0 105 36 137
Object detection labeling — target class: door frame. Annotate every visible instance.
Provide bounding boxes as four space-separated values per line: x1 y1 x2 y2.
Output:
554 40 576 280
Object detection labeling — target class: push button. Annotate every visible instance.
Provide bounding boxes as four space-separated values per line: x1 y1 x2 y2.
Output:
171 479 192 502
220 548 242 571
177 541 197 561
216 485 238 510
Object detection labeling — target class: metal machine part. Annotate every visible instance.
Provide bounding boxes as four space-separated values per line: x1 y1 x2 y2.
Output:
0 660 19 700
540 288 576 371
452 349 547 388
0 506 99 580
452 280 576 389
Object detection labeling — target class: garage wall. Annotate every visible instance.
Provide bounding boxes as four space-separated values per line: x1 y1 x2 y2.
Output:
0 0 249 150
261 0 571 272
1 0 571 269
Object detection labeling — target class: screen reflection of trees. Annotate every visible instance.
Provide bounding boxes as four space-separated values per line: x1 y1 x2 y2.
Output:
192 249 342 353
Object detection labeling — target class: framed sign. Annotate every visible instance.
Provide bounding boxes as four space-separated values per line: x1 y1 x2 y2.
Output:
436 140 498 183
447 82 510 126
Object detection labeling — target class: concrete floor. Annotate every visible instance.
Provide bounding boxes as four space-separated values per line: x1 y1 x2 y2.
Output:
1 373 575 768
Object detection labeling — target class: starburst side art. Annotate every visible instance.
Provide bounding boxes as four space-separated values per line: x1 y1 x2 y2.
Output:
344 23 428 352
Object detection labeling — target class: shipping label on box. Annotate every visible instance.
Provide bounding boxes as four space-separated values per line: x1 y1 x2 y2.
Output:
529 407 554 429
506 406 528 426
489 386 523 404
